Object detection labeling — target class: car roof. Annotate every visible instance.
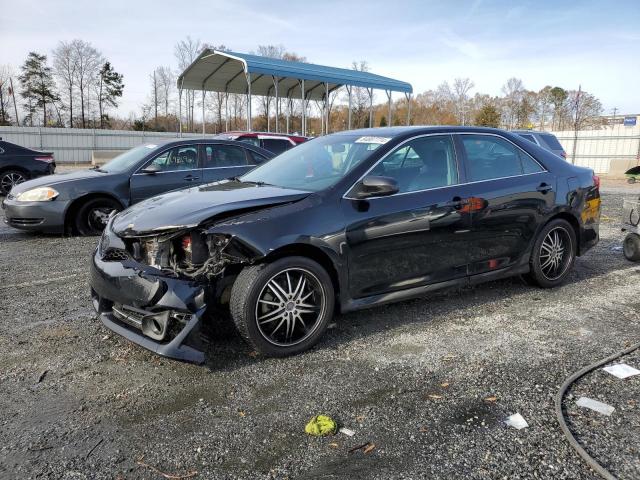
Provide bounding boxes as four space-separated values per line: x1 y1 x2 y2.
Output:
511 130 554 135
148 138 275 157
219 131 308 141
330 125 521 138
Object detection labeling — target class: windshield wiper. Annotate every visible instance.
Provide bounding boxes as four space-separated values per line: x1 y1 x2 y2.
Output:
227 176 270 186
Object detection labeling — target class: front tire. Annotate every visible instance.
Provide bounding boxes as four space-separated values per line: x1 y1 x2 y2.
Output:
74 197 121 236
230 256 335 357
0 170 27 195
526 219 577 288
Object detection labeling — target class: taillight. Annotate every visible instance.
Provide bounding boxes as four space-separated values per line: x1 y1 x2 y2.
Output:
34 156 54 163
592 175 600 189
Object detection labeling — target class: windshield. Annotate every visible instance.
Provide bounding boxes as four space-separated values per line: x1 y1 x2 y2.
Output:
101 144 157 173
240 134 388 191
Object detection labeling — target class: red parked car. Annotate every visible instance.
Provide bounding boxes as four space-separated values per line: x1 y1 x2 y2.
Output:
214 132 308 155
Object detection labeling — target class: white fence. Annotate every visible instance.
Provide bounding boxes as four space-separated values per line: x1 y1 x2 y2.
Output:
0 126 218 164
549 125 640 174
2 125 639 173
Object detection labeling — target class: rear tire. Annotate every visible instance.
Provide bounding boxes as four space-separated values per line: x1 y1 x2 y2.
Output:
74 197 121 236
230 256 335 357
623 233 640 262
627 177 636 184
0 170 27 195
525 218 577 288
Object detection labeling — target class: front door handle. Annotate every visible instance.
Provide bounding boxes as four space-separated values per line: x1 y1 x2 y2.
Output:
537 183 553 193
445 196 467 209
184 175 200 181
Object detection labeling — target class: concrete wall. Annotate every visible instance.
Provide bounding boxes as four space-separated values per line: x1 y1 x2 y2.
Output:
0 126 218 164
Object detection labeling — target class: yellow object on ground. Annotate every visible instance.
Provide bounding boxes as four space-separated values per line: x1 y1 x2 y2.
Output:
305 415 337 436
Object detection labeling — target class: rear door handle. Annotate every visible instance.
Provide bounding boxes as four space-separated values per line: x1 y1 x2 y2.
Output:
537 183 553 193
184 175 200 181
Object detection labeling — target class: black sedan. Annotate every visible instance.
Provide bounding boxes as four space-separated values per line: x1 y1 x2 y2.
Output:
89 126 600 363
0 139 55 195
2 139 273 234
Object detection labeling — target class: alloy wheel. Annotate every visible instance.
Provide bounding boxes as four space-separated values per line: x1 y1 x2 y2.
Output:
255 267 326 347
539 227 573 281
0 172 26 194
87 206 114 232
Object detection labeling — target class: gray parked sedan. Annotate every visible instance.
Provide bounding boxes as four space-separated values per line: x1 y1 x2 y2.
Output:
1 139 273 235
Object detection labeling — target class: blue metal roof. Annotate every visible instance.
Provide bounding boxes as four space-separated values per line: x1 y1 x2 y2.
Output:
177 49 412 100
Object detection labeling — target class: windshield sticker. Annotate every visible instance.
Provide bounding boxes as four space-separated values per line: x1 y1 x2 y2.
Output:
145 144 158 149
355 136 391 144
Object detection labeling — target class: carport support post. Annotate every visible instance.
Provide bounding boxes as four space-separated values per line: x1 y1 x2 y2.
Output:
386 90 392 127
286 98 290 134
367 88 374 128
405 93 411 125
301 79 306 136
224 92 229 132
245 71 252 131
346 86 352 130
201 90 206 134
273 76 280 133
325 82 329 135
178 87 183 137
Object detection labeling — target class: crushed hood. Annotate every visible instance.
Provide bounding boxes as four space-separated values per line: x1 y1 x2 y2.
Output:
112 180 311 236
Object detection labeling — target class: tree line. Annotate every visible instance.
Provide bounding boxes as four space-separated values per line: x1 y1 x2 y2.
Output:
0 38 604 133
0 40 124 128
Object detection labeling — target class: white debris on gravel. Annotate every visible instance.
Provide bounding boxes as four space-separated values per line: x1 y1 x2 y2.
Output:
505 413 529 429
576 397 615 416
339 427 355 437
603 363 640 379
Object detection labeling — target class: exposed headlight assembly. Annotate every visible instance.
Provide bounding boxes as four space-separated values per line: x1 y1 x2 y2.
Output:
16 187 59 202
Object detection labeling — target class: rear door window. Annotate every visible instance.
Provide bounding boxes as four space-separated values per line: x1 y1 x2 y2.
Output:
540 134 563 150
518 134 537 144
461 135 542 182
204 144 249 168
262 139 291 155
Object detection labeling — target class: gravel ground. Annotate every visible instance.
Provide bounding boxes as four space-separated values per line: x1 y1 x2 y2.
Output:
0 180 639 479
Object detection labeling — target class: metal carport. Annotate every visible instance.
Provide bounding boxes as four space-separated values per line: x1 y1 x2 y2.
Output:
176 49 413 135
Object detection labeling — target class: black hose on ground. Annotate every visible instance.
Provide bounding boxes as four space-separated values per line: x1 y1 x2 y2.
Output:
555 342 640 480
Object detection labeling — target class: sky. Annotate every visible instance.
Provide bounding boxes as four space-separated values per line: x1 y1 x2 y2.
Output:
1 0 639 119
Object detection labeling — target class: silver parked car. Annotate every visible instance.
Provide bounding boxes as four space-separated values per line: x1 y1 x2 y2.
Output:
512 130 566 160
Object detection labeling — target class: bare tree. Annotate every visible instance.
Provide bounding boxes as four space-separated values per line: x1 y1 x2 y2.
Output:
155 66 175 117
71 39 103 128
52 41 77 127
452 77 475 125
174 36 202 131
345 61 373 128
501 77 525 129
0 65 15 125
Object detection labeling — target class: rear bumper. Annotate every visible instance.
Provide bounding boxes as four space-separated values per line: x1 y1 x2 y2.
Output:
1 197 67 233
89 247 208 363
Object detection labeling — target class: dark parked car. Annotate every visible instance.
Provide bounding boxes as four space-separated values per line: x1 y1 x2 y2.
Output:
2 139 273 234
214 131 308 155
90 126 600 363
512 130 567 159
0 139 55 195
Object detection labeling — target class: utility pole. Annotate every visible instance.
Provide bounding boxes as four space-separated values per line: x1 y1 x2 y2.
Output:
611 107 618 125
571 85 582 165
9 77 19 125
153 70 158 125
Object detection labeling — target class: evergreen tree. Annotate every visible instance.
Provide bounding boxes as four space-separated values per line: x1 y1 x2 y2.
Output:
97 62 124 128
474 104 501 128
19 52 58 126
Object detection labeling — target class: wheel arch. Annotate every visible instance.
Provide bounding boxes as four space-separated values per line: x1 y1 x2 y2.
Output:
261 243 342 299
0 165 30 176
64 192 125 234
544 211 582 255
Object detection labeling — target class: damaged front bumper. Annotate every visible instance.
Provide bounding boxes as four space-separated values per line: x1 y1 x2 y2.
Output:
89 245 208 364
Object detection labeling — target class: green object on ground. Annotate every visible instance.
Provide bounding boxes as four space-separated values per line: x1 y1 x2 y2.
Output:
305 415 337 436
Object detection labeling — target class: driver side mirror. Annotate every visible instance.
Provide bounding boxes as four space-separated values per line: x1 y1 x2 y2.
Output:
140 163 161 174
352 175 399 199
